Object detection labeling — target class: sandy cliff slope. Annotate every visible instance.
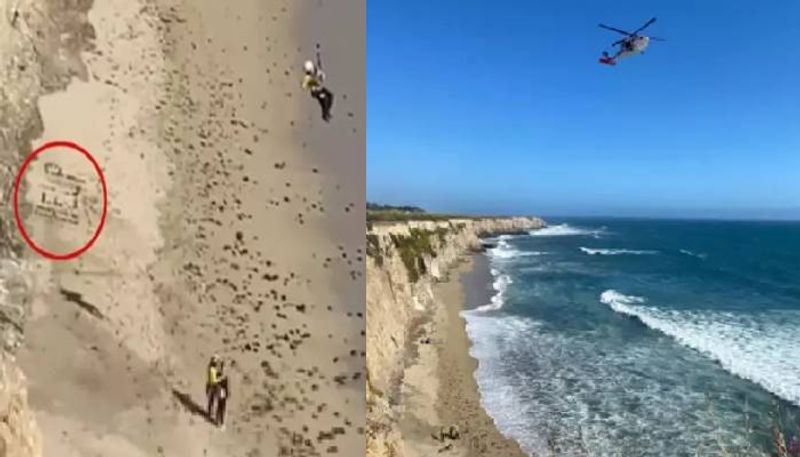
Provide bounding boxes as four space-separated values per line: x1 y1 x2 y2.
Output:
1 0 365 456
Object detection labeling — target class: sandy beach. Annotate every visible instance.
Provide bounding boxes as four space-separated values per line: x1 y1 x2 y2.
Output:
391 253 526 457
436 255 527 457
1 0 364 456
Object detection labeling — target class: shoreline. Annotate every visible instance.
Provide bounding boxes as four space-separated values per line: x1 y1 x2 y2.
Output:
434 253 527 457
365 217 544 456
390 253 526 457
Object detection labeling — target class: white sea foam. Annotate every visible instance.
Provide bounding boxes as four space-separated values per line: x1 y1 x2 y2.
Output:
488 238 517 259
580 247 658 256
459 237 786 455
490 248 548 259
679 249 708 259
471 237 528 313
486 237 548 260
529 223 603 237
600 289 800 407
463 312 764 456
517 251 547 256
473 271 512 313
599 289 646 309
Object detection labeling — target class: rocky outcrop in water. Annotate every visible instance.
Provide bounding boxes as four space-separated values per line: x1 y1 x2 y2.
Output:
365 216 545 456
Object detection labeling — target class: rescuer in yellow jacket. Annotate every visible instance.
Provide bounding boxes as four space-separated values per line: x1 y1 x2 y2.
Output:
206 354 220 419
301 60 334 122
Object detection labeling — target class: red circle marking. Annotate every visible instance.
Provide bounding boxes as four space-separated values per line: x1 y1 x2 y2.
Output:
12 140 108 260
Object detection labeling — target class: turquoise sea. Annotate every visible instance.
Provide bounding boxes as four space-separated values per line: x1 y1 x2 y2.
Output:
464 219 800 456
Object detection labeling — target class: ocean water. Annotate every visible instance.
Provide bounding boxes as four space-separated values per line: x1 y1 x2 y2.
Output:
463 219 800 456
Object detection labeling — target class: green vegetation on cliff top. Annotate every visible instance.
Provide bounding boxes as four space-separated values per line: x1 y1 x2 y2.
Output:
366 234 383 267
366 204 535 282
390 228 439 283
367 204 484 223
367 202 426 213
368 224 468 283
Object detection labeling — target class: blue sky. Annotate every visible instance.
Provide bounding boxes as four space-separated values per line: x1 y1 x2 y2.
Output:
367 0 800 219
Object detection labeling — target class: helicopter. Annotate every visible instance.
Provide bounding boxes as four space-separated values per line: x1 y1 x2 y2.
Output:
598 17 665 66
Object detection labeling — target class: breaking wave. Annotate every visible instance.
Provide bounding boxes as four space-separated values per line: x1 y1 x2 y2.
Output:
488 238 547 260
580 247 658 256
473 269 512 313
473 235 530 313
463 311 767 456
600 289 800 407
529 223 604 237
488 241 519 259
679 249 708 259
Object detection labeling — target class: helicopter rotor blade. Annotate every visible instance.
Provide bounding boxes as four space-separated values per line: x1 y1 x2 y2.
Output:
599 23 633 36
649 36 666 41
632 17 656 35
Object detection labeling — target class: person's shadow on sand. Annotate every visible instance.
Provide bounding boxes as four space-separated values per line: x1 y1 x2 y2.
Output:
171 389 214 424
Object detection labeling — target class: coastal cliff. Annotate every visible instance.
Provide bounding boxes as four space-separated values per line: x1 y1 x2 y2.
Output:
366 216 545 456
0 261 39 457
1 0 96 454
0 353 42 457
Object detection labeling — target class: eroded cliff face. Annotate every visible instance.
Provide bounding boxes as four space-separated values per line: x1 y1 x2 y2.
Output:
0 353 42 457
0 0 96 455
365 217 545 456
